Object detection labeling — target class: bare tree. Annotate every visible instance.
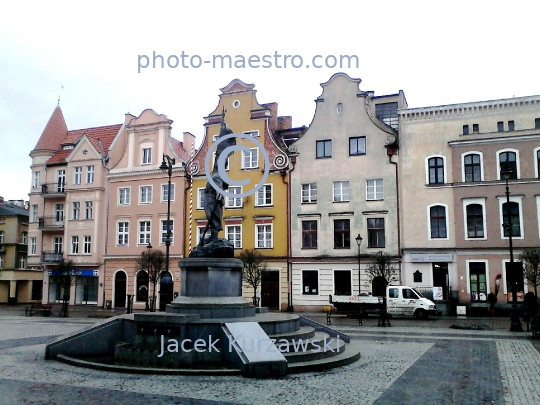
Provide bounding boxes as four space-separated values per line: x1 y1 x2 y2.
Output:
55 258 76 317
365 251 400 285
135 249 166 311
521 248 540 298
239 249 268 305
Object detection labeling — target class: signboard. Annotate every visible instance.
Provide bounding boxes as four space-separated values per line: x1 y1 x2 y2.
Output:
432 287 443 300
410 253 453 263
48 269 99 277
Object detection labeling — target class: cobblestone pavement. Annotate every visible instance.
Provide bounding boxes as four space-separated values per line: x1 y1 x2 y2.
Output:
0 314 539 405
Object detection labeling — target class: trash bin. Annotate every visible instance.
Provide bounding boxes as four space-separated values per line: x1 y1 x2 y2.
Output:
105 300 112 309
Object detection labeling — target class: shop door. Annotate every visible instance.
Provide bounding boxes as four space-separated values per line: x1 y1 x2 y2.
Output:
159 272 174 311
261 271 279 310
115 272 126 308
432 263 449 300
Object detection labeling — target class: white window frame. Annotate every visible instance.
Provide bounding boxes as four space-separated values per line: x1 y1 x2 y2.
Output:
427 203 450 241
497 195 524 240
160 219 174 245
31 205 38 222
0 255 3 269
255 223 273 248
197 188 205 210
54 203 64 223
18 255 26 269
366 179 384 201
0 231 3 243
142 147 152 165
85 201 93 220
212 152 230 171
72 202 80 220
537 195 540 239
533 147 540 179
226 224 242 249
226 186 243 208
255 184 273 207
301 269 320 295
30 237 37 255
501 259 527 295
465 259 490 295
53 237 63 253
71 235 79 254
301 183 317 203
21 231 27 244
32 171 40 189
56 169 66 192
140 186 152 204
462 198 487 241
138 220 151 245
461 151 484 182
86 165 94 184
425 155 447 185
118 187 131 205
74 166 82 185
196 225 206 244
83 235 91 254
242 148 259 169
117 221 129 246
496 148 521 180
161 183 175 203
243 130 259 138
333 181 350 202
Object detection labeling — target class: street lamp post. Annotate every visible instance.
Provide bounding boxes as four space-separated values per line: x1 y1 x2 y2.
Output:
160 154 175 311
355 234 363 295
500 163 523 332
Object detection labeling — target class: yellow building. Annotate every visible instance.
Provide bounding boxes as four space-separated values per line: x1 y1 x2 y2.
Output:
184 79 294 310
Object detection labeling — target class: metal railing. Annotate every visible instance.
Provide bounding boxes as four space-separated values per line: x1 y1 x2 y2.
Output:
41 182 66 195
38 216 64 229
42 251 63 263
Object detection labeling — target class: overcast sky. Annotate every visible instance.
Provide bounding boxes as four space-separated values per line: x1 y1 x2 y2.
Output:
1 1 538 202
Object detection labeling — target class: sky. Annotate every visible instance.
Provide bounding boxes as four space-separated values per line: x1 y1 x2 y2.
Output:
1 1 539 201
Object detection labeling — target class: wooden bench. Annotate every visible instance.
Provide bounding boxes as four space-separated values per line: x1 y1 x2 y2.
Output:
25 302 52 317
324 305 363 326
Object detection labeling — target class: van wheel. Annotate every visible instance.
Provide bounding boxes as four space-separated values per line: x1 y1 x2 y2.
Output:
414 309 428 320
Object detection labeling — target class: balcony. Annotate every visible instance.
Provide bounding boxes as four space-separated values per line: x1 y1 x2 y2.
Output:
42 251 63 263
38 216 65 231
41 182 66 198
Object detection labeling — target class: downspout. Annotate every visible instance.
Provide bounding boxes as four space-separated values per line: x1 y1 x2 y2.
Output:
281 156 295 312
101 143 110 309
388 151 401 254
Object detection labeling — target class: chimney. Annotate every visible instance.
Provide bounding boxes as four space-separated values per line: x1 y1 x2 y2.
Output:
277 116 292 131
183 132 196 156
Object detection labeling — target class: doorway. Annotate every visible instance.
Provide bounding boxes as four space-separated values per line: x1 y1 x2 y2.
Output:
159 271 174 311
261 270 279 310
114 271 127 308
432 263 449 300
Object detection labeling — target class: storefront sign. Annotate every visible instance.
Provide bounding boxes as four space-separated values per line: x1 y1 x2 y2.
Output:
410 254 453 263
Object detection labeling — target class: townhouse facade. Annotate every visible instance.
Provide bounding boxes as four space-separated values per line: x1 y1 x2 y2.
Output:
399 96 540 313
289 73 407 311
184 79 293 310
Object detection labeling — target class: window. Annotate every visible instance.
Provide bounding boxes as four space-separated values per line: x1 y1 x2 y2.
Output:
226 225 242 249
56 169 66 192
140 186 152 204
473 124 479 134
349 137 366 156
536 118 540 129
83 236 91 254
430 205 447 239
464 153 482 182
162 184 175 202
142 147 152 164
336 103 344 114
74 167 82 185
466 204 484 238
333 219 350 249
242 148 259 169
316 140 332 158
53 237 63 253
71 236 79 254
255 224 272 248
0 256 3 269
119 187 131 205
30 237 36 255
161 219 173 245
428 157 444 184
139 221 151 245
21 232 27 244
302 270 319 295
85 201 93 219
498 151 517 179
301 183 317 203
72 202 80 220
31 205 38 222
243 130 259 137
505 262 524 301
334 270 352 296
508 120 515 131
469 262 487 302
18 255 26 269
333 181 349 202
0 231 3 243
366 179 384 200
256 184 272 206
537 150 540 178
497 121 504 132
54 203 64 223
196 225 206 244
136 271 149 302
463 125 469 135
32 171 40 189
197 188 205 210
302 220 318 249
86 165 94 184
367 218 385 248
118 222 129 245
502 201 521 237
375 102 398 129
226 186 242 208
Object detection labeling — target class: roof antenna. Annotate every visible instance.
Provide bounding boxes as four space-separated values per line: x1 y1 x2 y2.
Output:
58 85 63 105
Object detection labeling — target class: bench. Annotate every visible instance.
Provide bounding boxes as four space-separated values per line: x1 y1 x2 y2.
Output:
324 305 363 326
25 302 52 317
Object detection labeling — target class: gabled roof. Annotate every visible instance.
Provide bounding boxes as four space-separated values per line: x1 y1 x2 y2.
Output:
46 124 122 165
32 106 68 154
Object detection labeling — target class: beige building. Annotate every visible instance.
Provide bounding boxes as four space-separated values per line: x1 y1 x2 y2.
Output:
289 73 407 311
399 95 540 313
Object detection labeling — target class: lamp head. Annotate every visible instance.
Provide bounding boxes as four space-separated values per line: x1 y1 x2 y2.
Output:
500 163 513 180
355 234 363 246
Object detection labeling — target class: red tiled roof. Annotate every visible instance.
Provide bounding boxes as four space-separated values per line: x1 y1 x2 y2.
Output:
46 124 122 165
171 137 192 163
32 106 68 153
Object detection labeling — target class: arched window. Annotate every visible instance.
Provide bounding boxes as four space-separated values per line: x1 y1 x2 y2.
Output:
502 201 521 237
466 204 484 238
430 205 447 238
536 149 540 178
464 154 482 182
428 157 444 184
136 271 149 302
499 151 517 179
